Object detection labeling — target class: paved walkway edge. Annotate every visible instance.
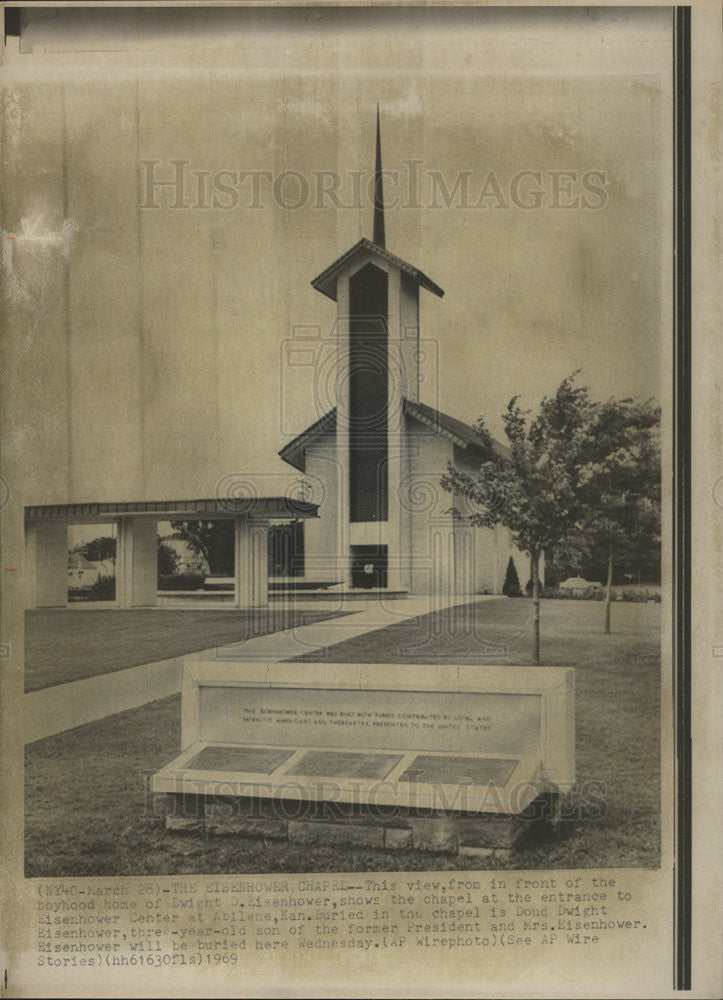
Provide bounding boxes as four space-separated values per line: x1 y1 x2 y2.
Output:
24 596 496 743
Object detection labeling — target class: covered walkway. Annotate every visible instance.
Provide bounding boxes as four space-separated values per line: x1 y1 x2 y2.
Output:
24 495 318 611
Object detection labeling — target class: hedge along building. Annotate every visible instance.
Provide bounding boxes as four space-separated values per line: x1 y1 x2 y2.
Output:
279 111 529 596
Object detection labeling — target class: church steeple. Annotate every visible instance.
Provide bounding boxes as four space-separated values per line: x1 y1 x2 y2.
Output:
373 104 386 248
310 108 443 303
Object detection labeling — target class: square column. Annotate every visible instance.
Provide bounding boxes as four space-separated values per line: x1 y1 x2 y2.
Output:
429 515 456 606
25 520 68 608
117 517 158 608
453 518 477 596
234 517 269 609
386 267 406 591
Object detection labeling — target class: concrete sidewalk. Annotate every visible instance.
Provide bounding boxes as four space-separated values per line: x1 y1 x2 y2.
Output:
24 595 494 743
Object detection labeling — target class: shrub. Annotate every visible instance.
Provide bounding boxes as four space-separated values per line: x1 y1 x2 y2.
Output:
67 588 91 603
621 588 653 603
542 586 659 603
157 573 206 591
543 587 604 601
89 574 115 601
542 588 571 600
502 557 522 597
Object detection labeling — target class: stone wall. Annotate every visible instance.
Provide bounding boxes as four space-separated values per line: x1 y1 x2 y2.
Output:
162 793 560 861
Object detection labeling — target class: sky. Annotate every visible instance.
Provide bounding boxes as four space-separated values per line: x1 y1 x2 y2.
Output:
2 5 674 506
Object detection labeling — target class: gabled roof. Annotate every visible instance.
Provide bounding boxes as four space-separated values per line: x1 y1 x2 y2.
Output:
404 399 510 459
278 408 336 472
278 398 508 473
310 238 444 302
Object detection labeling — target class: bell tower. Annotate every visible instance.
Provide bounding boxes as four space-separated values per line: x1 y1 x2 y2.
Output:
310 108 444 590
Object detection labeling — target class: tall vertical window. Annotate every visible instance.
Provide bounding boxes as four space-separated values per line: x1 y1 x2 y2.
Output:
348 263 388 522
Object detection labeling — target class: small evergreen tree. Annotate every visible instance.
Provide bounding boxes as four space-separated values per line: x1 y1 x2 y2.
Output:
502 557 522 597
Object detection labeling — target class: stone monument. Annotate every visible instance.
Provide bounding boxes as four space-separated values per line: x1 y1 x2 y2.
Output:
151 659 574 858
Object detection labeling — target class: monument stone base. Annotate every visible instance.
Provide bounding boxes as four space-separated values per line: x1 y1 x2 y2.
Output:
150 660 574 859
160 791 561 858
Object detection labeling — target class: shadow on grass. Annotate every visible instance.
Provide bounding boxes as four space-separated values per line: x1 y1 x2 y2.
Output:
25 607 349 692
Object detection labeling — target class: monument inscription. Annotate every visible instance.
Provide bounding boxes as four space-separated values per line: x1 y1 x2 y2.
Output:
198 687 541 757
151 660 575 821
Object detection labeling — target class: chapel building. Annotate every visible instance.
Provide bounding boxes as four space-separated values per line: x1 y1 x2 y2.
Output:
279 111 529 596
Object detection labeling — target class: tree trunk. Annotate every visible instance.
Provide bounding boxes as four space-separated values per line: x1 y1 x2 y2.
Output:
531 551 541 664
604 553 614 635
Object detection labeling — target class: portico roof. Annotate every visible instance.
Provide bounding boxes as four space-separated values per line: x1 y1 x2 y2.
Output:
25 496 319 523
310 237 444 302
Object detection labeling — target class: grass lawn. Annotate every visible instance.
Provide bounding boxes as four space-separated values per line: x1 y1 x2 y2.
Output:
24 599 660 876
24 607 346 692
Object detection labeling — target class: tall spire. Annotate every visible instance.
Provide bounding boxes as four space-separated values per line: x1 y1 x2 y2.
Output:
373 104 386 248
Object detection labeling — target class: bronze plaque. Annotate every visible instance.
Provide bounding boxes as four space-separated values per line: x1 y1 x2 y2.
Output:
286 750 403 780
399 755 519 787
186 745 294 774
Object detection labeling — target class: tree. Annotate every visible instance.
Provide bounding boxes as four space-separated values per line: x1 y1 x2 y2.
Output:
158 540 182 577
555 395 661 633
169 520 235 576
80 536 116 562
441 373 660 662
